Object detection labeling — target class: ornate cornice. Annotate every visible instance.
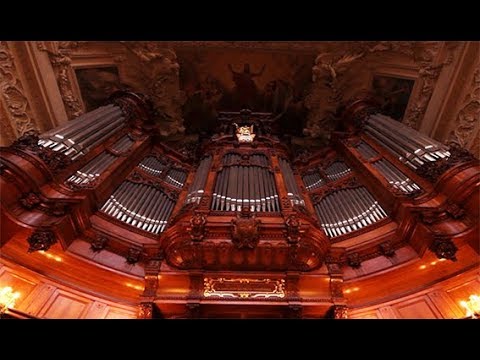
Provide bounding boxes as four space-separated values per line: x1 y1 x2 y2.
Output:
0 42 38 140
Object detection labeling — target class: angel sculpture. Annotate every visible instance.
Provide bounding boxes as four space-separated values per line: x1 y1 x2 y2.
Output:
312 52 365 87
233 123 256 143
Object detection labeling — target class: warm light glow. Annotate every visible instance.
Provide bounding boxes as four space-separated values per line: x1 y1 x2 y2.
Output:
125 283 144 291
439 258 447 262
344 289 351 294
459 295 480 318
38 250 62 262
430 261 437 265
419 265 427 270
0 286 21 314
353 287 359 291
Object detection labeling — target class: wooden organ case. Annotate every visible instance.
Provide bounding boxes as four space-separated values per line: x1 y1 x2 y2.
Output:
0 92 478 319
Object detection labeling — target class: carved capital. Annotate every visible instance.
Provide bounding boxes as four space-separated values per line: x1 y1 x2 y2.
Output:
379 241 396 258
19 192 41 210
429 237 458 261
347 252 362 269
188 211 207 242
126 248 142 265
285 214 302 244
137 303 153 319
231 207 261 249
333 305 349 319
416 144 478 183
90 236 108 252
27 230 57 253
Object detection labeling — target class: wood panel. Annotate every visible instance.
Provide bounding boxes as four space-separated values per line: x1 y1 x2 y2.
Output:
104 307 136 319
392 296 441 319
0 259 138 319
349 268 480 319
39 290 91 319
0 267 37 309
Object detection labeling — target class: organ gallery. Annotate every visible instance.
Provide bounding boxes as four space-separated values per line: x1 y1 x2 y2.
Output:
0 41 479 319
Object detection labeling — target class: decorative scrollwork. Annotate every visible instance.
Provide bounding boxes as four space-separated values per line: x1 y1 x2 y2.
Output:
27 230 57 253
416 144 478 183
429 236 458 261
231 207 261 249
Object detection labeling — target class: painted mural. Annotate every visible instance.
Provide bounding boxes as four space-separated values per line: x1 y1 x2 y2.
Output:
176 49 315 136
371 75 415 121
75 67 128 112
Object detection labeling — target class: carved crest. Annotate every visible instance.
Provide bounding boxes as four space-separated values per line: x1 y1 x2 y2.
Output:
234 123 256 143
27 230 57 253
231 207 261 249
285 215 302 243
189 211 207 242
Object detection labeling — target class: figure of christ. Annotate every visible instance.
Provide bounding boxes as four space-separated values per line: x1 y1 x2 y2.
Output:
227 63 266 109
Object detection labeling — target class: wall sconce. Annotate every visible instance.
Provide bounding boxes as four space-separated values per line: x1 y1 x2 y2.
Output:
0 286 21 317
459 294 480 319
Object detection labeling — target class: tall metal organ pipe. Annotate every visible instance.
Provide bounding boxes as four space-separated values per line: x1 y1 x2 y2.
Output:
278 158 305 207
364 113 451 169
211 154 279 212
65 135 135 186
314 186 388 238
38 104 127 160
185 155 213 204
100 180 175 235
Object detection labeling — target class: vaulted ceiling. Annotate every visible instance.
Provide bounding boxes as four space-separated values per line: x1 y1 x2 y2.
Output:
27 41 473 152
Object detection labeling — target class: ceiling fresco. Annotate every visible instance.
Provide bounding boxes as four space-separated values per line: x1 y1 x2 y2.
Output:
61 41 449 151
176 48 315 137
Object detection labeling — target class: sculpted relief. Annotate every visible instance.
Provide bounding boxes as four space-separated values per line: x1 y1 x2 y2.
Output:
0 41 37 144
448 66 480 157
30 41 458 149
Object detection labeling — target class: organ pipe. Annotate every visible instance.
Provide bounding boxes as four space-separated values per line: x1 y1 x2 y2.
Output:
38 104 126 160
364 113 451 170
372 159 421 195
65 135 134 186
278 158 305 207
314 186 388 238
211 154 279 212
324 161 352 181
100 180 175 235
186 155 213 204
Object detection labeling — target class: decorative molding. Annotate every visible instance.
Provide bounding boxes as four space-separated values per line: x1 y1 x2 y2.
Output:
188 211 207 242
125 247 142 265
230 207 261 249
11 130 73 174
333 305 349 319
203 277 285 299
448 67 480 151
137 303 153 319
284 214 302 243
27 230 57 253
347 252 362 269
0 41 38 139
121 42 185 138
379 241 396 258
429 236 458 261
18 191 70 217
90 235 108 252
416 143 478 183
38 41 83 119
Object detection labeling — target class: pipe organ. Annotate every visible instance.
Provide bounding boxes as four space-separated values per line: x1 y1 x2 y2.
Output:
1 91 478 319
99 152 185 234
38 104 126 160
278 157 305 207
313 186 388 238
185 155 212 204
65 135 135 186
212 153 280 212
364 113 451 169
